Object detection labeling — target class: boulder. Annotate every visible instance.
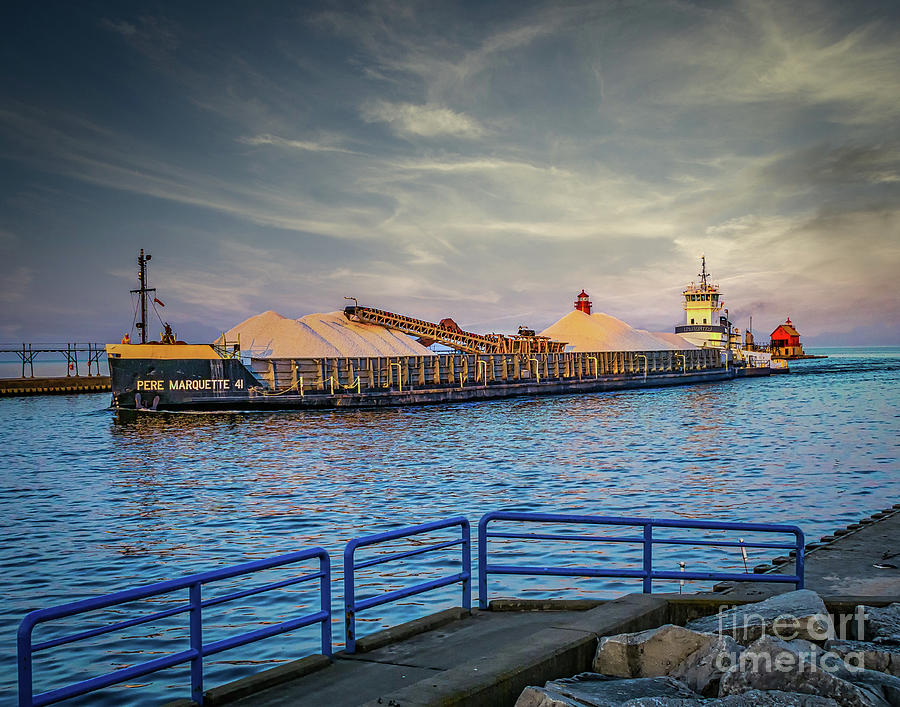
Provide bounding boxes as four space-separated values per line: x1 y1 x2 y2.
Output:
687 590 833 644
719 635 889 706
515 674 698 707
594 625 724 676
827 640 900 677
863 605 900 646
671 634 743 696
622 689 840 705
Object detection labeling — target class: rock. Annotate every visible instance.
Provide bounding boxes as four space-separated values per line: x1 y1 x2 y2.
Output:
621 689 841 705
863 605 900 646
686 590 834 644
671 635 743 696
515 674 698 707
593 625 723 679
827 640 900 677
719 635 889 706
592 624 743 695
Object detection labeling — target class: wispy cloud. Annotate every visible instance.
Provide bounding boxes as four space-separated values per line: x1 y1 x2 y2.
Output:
240 133 361 155
361 100 485 138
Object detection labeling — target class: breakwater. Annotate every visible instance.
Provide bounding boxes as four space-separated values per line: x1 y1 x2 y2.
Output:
0 375 111 396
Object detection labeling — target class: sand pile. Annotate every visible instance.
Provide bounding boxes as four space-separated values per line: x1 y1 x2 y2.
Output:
225 310 435 358
540 310 689 352
650 332 698 349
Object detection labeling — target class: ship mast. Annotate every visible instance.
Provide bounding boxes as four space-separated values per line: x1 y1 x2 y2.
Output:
130 249 156 344
699 255 709 289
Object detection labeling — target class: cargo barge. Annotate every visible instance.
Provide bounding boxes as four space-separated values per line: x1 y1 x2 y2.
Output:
108 345 737 411
106 251 767 411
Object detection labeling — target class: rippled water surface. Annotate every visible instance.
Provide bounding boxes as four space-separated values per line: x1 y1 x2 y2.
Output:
2 348 899 704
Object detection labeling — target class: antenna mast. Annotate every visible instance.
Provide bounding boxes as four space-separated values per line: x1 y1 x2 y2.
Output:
130 249 156 344
699 255 709 289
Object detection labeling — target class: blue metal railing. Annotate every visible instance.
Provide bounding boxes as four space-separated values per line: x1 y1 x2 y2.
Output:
17 547 331 707
343 516 471 653
477 511 804 608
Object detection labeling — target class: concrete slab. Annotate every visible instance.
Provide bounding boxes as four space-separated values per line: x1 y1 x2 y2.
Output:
722 508 900 601
229 659 440 707
343 608 588 670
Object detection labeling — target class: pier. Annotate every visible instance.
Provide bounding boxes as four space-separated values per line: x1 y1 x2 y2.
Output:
214 509 900 707
0 343 110 396
0 376 111 397
16 507 899 707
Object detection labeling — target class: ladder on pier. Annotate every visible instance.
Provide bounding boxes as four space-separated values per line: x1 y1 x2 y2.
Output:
343 305 566 355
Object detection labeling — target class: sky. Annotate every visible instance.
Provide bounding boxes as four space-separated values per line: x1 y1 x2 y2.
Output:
1 0 898 346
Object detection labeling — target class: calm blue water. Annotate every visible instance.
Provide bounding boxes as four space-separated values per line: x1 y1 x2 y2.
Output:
2 348 899 705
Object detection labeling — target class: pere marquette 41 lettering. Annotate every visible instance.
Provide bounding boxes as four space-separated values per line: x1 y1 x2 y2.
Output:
136 379 244 392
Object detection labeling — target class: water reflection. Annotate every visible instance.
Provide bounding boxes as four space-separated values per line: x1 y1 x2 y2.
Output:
1 349 898 704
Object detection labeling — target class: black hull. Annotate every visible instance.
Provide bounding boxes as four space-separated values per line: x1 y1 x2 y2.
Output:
109 357 744 411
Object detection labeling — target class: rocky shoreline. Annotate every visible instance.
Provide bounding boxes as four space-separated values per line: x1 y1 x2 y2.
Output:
517 590 900 706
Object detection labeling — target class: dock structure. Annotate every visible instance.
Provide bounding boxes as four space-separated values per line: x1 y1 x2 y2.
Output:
0 342 106 378
18 506 897 707
0 375 111 397
199 508 900 707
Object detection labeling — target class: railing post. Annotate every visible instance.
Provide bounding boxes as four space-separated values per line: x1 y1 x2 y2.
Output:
795 530 805 590
478 515 489 609
319 553 332 656
461 521 472 612
642 524 653 593
344 543 357 654
189 582 203 704
17 619 33 707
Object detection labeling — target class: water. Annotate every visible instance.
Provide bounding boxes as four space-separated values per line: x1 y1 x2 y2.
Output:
2 348 898 705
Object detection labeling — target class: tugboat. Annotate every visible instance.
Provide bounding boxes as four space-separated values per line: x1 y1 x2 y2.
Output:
673 257 785 373
674 256 730 349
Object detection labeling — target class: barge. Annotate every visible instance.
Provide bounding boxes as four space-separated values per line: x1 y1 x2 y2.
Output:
108 345 734 411
106 250 767 411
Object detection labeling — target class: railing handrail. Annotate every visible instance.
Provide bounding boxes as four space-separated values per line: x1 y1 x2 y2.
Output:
344 516 471 653
18 547 331 707
478 511 804 609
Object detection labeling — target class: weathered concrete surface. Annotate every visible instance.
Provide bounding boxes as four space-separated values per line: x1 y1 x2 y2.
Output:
225 595 667 707
0 375 110 396
721 510 900 602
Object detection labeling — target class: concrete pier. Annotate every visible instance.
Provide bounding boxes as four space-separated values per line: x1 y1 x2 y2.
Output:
180 506 899 707
0 376 111 396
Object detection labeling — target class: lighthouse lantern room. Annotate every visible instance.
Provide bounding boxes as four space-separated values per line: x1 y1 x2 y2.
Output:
574 290 592 314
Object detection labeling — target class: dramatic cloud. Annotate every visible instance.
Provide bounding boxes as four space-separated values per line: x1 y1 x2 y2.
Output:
0 1 898 344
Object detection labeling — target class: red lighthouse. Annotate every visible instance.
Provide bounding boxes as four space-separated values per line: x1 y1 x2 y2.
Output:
574 290 592 314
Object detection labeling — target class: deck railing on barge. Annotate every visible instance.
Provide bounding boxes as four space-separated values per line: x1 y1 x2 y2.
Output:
252 348 721 394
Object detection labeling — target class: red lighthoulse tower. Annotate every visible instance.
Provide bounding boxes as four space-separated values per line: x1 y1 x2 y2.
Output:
574 290 592 314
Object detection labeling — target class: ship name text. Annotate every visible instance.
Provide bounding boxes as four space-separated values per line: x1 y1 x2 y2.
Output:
137 378 243 391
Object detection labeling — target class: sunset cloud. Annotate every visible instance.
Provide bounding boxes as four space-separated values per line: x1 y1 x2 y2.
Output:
0 1 897 344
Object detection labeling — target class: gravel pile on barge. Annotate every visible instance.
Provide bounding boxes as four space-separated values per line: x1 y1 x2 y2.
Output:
540 310 694 352
225 310 434 358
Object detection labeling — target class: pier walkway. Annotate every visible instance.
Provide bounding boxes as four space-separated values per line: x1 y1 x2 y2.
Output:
0 375 110 396
199 508 900 707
